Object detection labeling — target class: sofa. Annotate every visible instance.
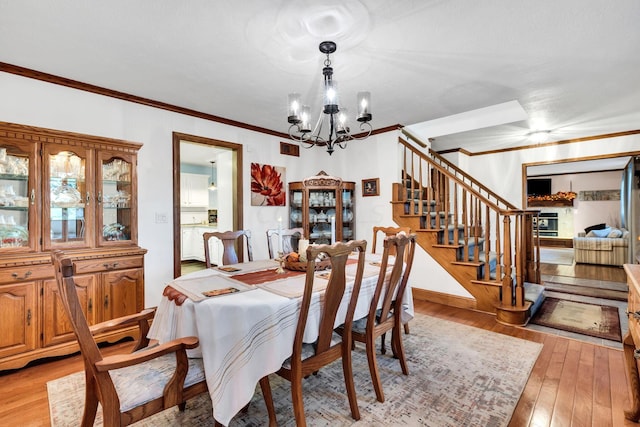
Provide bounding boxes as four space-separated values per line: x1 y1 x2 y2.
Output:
573 226 629 266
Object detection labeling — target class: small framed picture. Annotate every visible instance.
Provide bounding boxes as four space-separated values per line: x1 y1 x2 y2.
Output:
362 178 379 197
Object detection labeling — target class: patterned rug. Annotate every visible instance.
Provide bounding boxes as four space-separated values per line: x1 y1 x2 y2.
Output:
48 314 542 427
531 297 622 341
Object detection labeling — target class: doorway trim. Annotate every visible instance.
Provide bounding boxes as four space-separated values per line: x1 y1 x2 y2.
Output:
172 132 244 278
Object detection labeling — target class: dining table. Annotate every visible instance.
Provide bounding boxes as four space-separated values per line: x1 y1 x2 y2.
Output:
147 253 414 425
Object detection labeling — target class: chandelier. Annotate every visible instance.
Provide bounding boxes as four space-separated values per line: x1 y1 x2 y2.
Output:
287 41 372 155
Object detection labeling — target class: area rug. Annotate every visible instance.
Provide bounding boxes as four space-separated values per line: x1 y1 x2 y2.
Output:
48 314 542 427
530 297 622 341
539 248 574 265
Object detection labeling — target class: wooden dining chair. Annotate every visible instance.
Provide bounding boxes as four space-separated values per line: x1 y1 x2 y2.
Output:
50 250 208 427
258 240 368 427
372 225 412 334
203 230 253 267
343 233 417 403
266 227 304 258
372 225 411 256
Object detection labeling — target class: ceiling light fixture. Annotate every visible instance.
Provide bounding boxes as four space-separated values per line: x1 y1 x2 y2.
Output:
287 41 372 155
529 130 551 144
208 161 217 191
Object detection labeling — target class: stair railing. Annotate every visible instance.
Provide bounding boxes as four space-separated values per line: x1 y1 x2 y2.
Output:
398 133 540 314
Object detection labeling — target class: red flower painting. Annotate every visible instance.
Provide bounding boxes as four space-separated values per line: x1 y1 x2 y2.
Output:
251 163 286 206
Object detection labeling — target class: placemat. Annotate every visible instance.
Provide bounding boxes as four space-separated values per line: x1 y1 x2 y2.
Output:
166 274 254 302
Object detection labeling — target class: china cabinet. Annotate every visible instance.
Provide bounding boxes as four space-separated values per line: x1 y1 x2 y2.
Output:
289 171 355 244
0 121 146 370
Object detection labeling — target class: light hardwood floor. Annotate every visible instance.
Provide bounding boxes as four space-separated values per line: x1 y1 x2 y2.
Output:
0 264 634 426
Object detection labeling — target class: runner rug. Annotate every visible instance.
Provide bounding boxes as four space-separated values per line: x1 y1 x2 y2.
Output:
48 313 542 427
530 297 622 341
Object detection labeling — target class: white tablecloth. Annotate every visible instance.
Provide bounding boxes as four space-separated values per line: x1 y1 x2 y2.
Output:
147 254 414 425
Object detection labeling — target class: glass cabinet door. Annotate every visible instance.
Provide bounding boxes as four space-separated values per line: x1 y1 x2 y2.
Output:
308 188 337 244
0 142 36 251
43 146 93 250
289 186 303 230
98 152 136 245
340 188 354 242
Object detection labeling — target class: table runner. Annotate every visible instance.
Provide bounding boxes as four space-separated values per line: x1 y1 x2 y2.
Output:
232 268 304 285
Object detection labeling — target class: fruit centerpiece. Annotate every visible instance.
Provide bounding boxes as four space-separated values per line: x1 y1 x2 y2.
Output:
283 252 331 271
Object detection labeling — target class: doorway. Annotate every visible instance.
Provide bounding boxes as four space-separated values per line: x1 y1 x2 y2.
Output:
172 132 244 278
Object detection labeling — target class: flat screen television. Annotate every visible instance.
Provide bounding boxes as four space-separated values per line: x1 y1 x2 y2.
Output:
527 178 552 196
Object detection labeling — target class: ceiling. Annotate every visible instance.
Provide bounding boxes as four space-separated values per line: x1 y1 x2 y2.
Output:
526 156 632 177
1 1 640 155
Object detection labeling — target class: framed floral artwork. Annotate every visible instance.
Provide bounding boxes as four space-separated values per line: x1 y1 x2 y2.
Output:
251 163 286 206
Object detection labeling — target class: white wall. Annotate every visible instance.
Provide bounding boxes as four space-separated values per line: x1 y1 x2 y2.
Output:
0 71 470 306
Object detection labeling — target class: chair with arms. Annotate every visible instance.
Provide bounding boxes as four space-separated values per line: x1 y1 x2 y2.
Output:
259 240 368 427
50 250 208 427
344 233 417 402
266 227 304 258
372 225 412 335
203 230 253 267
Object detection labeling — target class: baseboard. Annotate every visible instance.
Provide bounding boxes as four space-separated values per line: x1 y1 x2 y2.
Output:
412 287 477 311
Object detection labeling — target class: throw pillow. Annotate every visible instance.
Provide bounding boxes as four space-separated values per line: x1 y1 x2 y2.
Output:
590 227 612 238
608 228 623 238
584 223 607 233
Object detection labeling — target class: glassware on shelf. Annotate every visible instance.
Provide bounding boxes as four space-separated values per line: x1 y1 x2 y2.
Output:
103 190 131 208
50 152 83 179
103 222 129 241
103 158 131 182
51 178 82 208
0 223 28 247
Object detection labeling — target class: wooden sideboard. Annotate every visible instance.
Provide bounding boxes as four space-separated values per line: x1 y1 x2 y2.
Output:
623 263 640 421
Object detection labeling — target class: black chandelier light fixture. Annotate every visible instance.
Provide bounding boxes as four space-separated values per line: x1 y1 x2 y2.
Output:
287 41 372 155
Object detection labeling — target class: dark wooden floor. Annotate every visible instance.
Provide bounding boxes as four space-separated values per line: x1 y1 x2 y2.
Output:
0 262 635 426
540 259 627 283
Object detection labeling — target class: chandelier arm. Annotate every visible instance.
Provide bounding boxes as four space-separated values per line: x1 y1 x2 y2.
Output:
345 122 373 141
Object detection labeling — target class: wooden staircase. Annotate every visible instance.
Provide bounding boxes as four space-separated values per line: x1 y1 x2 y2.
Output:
393 131 543 325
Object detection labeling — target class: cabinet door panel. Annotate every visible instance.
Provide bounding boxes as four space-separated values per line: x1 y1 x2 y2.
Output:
97 150 138 246
42 275 97 347
102 268 143 320
43 144 95 250
180 173 209 207
0 140 39 253
0 282 38 358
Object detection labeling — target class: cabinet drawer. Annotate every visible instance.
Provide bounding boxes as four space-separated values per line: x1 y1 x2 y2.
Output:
0 264 53 284
74 256 144 274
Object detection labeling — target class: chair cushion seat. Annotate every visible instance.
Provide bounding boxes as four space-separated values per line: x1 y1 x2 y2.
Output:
281 332 342 370
111 353 205 412
352 309 394 334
